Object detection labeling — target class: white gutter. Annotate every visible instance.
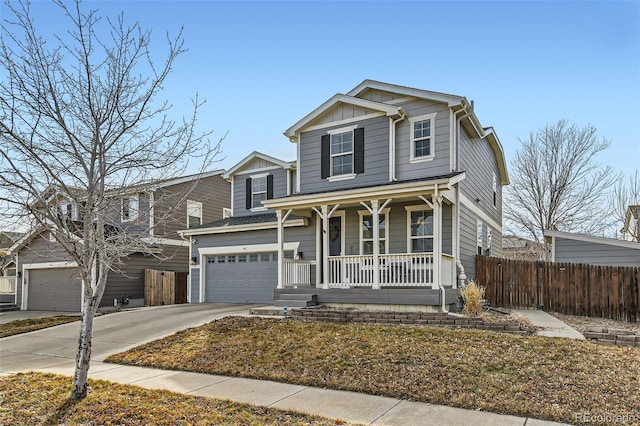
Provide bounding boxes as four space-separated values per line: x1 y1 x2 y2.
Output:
389 111 406 182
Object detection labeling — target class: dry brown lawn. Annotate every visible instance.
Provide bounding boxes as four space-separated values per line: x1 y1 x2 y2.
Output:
106 316 640 425
0 372 351 425
0 315 80 338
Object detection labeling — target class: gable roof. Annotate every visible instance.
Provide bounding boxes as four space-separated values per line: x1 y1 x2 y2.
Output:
283 79 509 186
222 151 294 180
284 93 403 139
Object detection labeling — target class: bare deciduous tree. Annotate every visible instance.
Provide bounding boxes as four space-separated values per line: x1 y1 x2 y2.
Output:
608 171 640 241
504 119 618 259
0 0 221 399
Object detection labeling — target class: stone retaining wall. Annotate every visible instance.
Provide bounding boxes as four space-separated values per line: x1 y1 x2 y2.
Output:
292 308 531 335
583 327 640 348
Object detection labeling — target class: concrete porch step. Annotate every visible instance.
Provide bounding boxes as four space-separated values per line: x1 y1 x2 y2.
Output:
274 299 317 308
274 293 317 308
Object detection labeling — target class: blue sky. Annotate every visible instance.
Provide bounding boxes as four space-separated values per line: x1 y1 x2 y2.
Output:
6 0 640 178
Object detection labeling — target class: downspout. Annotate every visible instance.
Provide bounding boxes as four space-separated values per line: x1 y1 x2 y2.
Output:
433 184 449 313
389 111 406 182
453 105 469 291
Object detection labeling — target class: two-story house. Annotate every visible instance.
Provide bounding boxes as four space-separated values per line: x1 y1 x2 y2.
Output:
182 80 508 311
9 170 229 311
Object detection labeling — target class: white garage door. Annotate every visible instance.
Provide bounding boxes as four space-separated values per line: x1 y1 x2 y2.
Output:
27 267 82 311
205 252 278 303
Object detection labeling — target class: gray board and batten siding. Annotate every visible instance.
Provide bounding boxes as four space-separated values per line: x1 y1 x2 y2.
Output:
552 235 640 267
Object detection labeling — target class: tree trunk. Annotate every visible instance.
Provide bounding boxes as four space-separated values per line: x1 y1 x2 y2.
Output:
70 296 98 399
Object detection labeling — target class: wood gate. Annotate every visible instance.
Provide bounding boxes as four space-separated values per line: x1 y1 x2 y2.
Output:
144 269 188 306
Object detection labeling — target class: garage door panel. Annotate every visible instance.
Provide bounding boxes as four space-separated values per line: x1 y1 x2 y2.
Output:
28 268 82 311
205 252 277 304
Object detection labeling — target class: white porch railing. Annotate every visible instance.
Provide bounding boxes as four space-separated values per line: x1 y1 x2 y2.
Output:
283 259 312 287
0 276 17 294
328 253 453 288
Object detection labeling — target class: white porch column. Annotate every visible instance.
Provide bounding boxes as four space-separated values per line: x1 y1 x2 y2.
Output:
371 199 380 289
276 210 284 289
432 193 442 290
321 205 329 290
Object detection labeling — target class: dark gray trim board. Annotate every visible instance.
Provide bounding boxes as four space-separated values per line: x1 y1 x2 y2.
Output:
274 288 458 306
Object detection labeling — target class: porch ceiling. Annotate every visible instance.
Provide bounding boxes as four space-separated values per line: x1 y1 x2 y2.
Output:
263 172 464 211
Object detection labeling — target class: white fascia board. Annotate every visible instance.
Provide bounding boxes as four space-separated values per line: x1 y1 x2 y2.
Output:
140 237 189 247
284 94 402 138
22 261 79 270
223 151 293 179
180 218 307 236
346 80 464 107
155 169 226 189
543 230 640 250
199 241 300 256
263 174 466 210
483 128 509 186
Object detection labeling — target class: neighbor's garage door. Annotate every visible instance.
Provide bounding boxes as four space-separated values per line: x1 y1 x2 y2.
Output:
27 268 82 311
205 252 277 303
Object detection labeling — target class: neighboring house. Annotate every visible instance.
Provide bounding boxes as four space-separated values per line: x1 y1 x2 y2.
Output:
545 230 640 267
9 171 229 311
182 80 508 311
1 231 21 304
621 205 639 242
502 234 546 262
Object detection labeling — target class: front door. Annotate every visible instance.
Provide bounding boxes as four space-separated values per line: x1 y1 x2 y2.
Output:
329 216 342 256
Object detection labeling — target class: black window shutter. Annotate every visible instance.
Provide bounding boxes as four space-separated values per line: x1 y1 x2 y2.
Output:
267 174 274 199
354 127 365 174
245 178 252 210
321 134 330 179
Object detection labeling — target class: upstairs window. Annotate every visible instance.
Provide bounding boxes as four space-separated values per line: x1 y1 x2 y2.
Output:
252 176 267 209
407 207 433 253
410 113 436 163
321 126 365 180
245 174 273 211
331 131 353 176
492 172 498 207
187 200 203 228
121 195 139 222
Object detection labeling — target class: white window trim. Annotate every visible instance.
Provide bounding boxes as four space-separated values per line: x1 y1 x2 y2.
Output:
492 172 498 208
121 194 139 222
409 113 437 163
477 220 484 255
405 205 434 253
327 173 356 182
250 172 268 211
327 124 358 179
358 208 390 255
186 200 203 228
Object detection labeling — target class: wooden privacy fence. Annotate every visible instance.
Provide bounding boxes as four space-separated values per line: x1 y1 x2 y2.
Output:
144 269 188 306
476 256 640 322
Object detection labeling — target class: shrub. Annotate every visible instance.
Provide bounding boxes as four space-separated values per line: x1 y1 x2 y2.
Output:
459 280 486 316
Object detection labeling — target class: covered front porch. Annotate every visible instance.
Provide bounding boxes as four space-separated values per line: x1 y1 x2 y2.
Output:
265 174 465 296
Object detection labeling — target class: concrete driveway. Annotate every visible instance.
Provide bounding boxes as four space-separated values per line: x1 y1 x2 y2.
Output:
0 303 261 373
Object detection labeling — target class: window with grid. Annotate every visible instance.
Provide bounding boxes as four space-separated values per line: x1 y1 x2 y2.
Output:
252 176 267 209
409 210 433 252
360 212 388 255
410 113 436 162
330 131 353 176
187 200 202 228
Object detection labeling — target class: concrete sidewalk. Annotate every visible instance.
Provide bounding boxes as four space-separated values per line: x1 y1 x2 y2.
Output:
6 361 565 426
514 309 585 339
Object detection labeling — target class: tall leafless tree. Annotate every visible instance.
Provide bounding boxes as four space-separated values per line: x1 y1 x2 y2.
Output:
608 171 640 241
0 0 221 399
504 119 618 259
